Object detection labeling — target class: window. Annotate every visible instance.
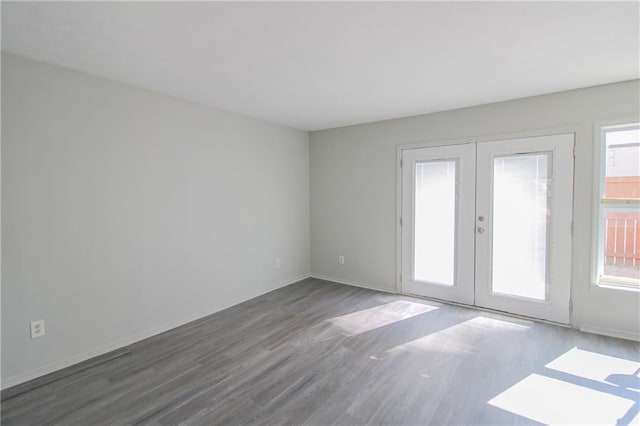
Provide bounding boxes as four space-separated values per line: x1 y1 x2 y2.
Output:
596 123 640 287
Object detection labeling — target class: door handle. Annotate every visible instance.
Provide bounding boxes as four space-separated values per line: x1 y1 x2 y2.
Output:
477 227 485 234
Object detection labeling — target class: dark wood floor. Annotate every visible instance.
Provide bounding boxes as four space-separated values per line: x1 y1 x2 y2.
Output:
2 278 639 425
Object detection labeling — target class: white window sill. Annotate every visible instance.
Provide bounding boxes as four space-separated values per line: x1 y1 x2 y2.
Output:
594 280 640 293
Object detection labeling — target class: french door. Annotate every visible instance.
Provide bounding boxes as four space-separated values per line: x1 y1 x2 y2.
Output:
401 133 574 324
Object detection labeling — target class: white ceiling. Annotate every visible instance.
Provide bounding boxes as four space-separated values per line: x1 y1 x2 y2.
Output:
2 2 639 131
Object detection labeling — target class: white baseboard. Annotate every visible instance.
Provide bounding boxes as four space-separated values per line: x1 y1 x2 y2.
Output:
579 325 640 342
1 274 310 391
312 273 640 342
7 274 635 390
310 273 396 294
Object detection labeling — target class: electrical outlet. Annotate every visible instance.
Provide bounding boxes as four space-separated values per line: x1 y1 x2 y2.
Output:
276 258 281 268
339 255 345 265
30 320 45 339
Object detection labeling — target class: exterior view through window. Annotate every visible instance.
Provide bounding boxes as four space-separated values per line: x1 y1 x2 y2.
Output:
598 123 640 287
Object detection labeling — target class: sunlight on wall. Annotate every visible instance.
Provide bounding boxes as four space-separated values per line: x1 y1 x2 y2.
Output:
489 347 640 425
328 300 437 336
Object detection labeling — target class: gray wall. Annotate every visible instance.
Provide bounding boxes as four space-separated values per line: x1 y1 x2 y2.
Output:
310 80 640 338
1 53 310 386
3 51 638 388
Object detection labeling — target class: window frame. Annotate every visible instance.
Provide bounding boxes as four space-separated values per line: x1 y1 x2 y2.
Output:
593 120 640 290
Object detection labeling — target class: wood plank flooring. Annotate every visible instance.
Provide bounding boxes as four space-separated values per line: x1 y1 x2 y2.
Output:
2 278 639 425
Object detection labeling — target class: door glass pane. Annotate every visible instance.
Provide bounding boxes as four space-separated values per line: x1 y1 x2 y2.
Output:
414 160 456 286
492 153 550 300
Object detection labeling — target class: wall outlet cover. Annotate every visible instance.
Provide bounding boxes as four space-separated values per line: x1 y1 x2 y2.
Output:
30 320 45 339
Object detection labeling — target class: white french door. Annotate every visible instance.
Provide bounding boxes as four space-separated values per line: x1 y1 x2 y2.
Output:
401 143 476 305
401 133 574 324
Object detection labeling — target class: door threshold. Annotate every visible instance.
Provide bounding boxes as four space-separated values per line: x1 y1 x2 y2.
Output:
400 291 572 328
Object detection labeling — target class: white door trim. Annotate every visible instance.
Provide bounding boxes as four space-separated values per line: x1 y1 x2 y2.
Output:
396 128 577 324
396 126 578 297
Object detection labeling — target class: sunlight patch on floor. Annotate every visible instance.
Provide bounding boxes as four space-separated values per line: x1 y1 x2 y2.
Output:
328 300 437 335
489 348 640 425
489 373 635 425
386 316 530 356
546 347 640 390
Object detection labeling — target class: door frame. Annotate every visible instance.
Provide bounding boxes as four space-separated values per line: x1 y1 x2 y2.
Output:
395 127 578 324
